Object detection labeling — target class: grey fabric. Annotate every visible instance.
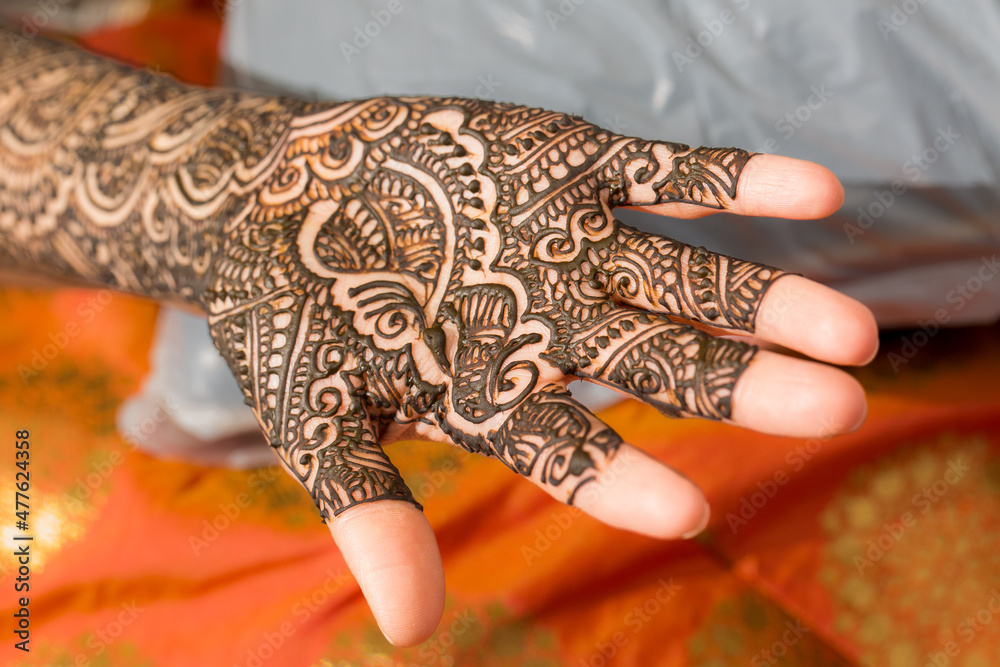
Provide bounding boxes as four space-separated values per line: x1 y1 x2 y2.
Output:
219 0 1000 328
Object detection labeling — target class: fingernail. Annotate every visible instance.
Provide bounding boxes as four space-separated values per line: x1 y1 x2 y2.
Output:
851 399 869 433
681 503 711 540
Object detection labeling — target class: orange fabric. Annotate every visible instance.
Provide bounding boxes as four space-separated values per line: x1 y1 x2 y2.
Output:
4 8 1000 666
6 288 1000 667
75 2 223 87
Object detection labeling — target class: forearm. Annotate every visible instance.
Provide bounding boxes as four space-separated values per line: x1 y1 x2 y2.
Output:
0 29 303 305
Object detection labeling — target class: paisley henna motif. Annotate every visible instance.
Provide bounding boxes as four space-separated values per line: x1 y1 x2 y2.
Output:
0 32 784 518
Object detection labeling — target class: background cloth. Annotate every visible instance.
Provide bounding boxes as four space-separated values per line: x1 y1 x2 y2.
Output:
4 239 1000 667
223 0 1000 329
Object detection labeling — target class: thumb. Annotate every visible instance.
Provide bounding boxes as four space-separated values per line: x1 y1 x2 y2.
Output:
328 500 446 646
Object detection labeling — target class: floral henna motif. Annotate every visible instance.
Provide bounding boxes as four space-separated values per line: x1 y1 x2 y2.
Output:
0 32 785 520
210 98 784 516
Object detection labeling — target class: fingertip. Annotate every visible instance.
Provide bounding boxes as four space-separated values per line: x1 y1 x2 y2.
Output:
732 351 869 438
848 394 869 435
328 501 445 647
680 503 711 540
571 445 710 540
756 275 880 366
740 155 844 219
842 299 880 366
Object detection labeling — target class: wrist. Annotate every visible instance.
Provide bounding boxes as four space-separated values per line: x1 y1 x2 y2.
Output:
0 30 315 308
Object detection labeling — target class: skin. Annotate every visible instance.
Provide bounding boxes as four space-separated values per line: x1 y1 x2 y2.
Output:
0 30 877 645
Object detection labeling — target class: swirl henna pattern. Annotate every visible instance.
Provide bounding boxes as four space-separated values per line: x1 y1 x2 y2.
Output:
0 32 785 521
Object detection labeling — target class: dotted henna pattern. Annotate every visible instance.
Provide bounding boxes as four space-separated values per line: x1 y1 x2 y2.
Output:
0 32 784 520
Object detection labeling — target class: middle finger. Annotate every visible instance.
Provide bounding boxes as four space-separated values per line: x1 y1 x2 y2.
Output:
592 224 878 366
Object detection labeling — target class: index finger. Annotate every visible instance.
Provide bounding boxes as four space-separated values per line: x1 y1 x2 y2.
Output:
602 141 845 220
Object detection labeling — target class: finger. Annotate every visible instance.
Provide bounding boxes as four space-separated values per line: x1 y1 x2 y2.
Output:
328 500 445 647
448 384 709 538
573 443 710 540
209 298 417 517
593 225 879 365
270 394 416 520
600 140 844 219
571 310 753 421
594 223 787 334
270 388 444 645
218 313 439 642
731 349 867 437
754 274 879 366
570 310 867 437
209 296 444 644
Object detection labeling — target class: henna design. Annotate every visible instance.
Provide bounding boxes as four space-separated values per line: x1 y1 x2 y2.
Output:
0 32 785 517
489 386 622 505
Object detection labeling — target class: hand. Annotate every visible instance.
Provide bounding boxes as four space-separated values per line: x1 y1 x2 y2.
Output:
0 35 871 646
201 97 876 645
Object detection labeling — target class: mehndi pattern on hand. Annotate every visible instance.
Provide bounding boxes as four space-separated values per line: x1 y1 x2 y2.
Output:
201 98 784 519
0 33 784 521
